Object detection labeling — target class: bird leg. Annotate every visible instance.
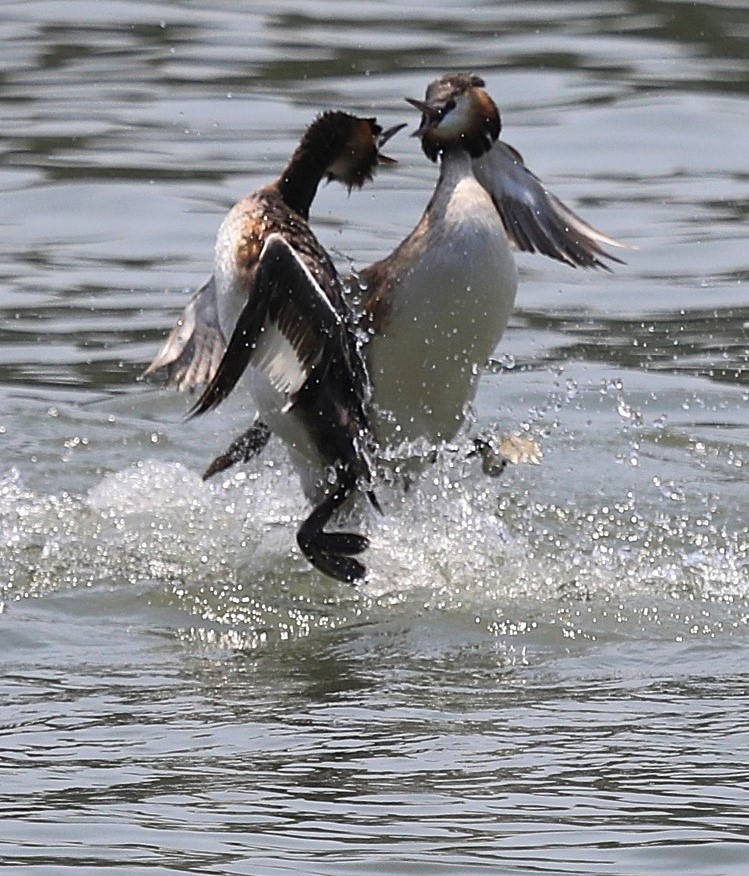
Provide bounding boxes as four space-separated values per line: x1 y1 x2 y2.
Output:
202 418 272 481
296 466 369 583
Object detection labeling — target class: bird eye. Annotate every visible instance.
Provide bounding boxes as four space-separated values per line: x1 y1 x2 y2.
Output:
440 98 456 118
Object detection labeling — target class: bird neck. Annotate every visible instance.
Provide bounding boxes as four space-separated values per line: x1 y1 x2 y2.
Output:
436 148 474 189
276 137 332 219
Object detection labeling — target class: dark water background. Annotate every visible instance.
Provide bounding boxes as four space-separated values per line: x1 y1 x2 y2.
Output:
1 1 748 873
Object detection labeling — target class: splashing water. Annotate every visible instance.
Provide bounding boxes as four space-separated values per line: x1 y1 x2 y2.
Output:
2 370 746 656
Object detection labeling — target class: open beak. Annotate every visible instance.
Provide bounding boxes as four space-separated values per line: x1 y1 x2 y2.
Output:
405 97 442 137
376 122 407 165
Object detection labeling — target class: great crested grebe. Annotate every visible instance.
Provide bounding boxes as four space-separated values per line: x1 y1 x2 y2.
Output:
146 111 403 582
182 74 628 486
360 73 628 466
148 76 629 580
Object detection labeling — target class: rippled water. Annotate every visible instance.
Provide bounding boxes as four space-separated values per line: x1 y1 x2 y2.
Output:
1 1 748 873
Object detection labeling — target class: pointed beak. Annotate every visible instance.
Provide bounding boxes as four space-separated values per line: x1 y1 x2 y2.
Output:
376 122 407 164
405 97 441 137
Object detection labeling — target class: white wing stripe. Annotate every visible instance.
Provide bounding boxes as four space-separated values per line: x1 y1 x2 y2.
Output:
261 233 343 327
253 325 308 400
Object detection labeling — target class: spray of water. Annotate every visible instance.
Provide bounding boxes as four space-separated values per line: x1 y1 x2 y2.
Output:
2 374 746 652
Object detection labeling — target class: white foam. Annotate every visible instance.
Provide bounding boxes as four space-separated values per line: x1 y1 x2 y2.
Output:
87 460 207 515
2 414 747 653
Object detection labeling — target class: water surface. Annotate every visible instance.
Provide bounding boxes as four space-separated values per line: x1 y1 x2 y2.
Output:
1 1 748 874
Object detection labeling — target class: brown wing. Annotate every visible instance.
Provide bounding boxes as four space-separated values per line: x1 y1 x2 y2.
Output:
188 233 348 417
143 276 226 391
472 141 633 270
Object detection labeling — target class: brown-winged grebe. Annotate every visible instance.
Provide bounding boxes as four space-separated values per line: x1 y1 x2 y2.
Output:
146 111 403 582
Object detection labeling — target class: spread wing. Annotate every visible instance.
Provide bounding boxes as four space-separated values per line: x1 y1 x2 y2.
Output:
472 141 632 270
143 275 226 391
188 233 345 418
